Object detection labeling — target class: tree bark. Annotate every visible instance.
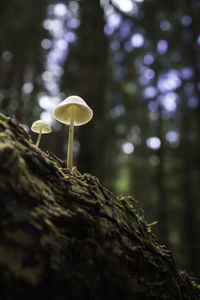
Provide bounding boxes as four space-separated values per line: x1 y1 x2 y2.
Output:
0 113 199 300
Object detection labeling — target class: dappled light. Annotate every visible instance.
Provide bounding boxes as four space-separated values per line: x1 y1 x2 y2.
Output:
131 33 144 48
111 0 135 13
156 39 168 54
146 137 161 150
148 101 158 112
109 104 125 119
180 66 194 80
104 12 121 34
0 0 200 280
166 131 179 146
122 142 134 154
157 70 181 92
143 86 157 98
43 19 64 38
41 38 52 49
143 53 155 65
197 35 200 45
160 20 171 31
2 51 13 62
142 68 155 80
188 97 198 108
53 3 68 17
159 92 178 112
181 15 192 26
22 83 34 94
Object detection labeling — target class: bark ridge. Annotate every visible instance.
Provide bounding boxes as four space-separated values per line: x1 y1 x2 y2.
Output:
0 113 199 300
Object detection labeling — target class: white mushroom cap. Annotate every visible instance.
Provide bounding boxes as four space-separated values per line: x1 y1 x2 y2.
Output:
31 120 52 134
53 95 93 126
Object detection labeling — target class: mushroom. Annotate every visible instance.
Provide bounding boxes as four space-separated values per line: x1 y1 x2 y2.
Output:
53 95 93 171
31 120 52 147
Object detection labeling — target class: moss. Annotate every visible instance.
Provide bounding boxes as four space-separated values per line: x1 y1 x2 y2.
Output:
146 221 158 233
0 113 199 300
0 113 9 120
4 229 34 246
0 245 45 285
191 279 200 292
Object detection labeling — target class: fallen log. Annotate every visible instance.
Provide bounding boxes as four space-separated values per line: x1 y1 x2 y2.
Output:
0 113 199 300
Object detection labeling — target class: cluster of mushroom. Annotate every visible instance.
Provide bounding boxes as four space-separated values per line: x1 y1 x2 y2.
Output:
31 96 93 171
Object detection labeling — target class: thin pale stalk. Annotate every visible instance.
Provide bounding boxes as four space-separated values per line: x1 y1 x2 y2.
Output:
36 128 42 147
67 114 74 170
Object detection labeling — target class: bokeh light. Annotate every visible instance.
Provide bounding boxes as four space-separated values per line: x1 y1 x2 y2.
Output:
160 20 171 31
112 0 134 13
22 83 34 94
157 40 168 54
122 142 134 154
181 15 192 26
53 3 68 17
146 137 161 150
143 53 154 65
131 33 144 48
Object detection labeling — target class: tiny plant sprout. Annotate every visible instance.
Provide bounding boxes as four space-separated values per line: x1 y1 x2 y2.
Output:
31 120 52 147
53 95 93 171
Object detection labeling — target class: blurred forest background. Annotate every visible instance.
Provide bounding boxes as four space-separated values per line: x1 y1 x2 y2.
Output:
0 0 200 279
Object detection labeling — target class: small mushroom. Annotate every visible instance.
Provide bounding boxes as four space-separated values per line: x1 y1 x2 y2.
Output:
31 120 52 147
53 95 93 171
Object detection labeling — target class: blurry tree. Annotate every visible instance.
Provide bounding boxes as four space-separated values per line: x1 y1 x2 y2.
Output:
97 0 200 278
0 0 48 124
61 0 110 180
109 0 200 278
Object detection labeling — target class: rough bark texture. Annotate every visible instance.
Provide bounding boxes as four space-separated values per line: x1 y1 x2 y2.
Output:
0 113 199 300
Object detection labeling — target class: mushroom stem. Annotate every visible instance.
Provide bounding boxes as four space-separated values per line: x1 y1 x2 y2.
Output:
67 113 74 170
36 128 42 147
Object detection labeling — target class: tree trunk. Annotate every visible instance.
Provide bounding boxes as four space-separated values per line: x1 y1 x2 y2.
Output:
179 96 200 277
156 108 169 246
61 0 109 180
0 113 199 300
